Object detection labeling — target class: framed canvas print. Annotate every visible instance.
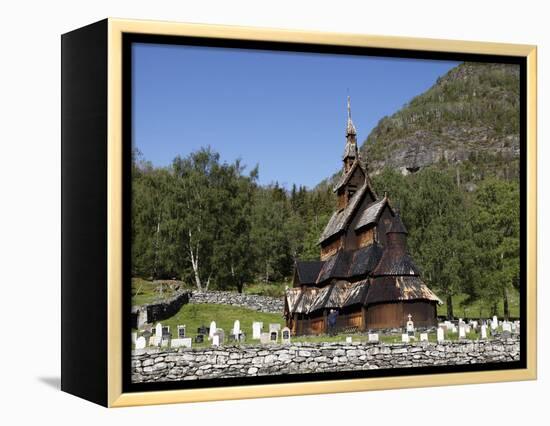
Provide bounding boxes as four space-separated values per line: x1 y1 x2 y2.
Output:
61 18 537 407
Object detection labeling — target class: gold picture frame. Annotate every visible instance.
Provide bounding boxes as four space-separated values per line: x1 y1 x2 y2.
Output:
61 17 537 407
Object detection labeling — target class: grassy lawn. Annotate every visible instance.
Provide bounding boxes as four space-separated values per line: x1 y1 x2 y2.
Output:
436 290 520 319
136 303 284 347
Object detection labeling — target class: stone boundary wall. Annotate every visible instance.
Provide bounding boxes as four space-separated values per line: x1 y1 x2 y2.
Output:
188 291 284 314
132 337 520 383
132 291 190 328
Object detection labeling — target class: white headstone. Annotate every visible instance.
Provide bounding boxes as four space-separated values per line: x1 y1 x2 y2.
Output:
135 336 146 349
281 327 291 344
232 320 241 336
137 308 148 329
155 323 163 339
252 322 263 339
209 321 217 339
465 325 471 334
471 320 478 329
406 314 415 333
260 332 271 344
131 332 137 344
420 333 428 342
368 333 379 342
502 322 512 333
437 327 445 343
346 336 353 344
171 337 192 348
401 333 410 343
459 325 466 339
212 335 220 347
491 316 498 330
481 324 488 339
149 335 159 346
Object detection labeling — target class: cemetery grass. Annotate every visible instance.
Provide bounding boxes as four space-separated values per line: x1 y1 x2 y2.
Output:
137 303 284 347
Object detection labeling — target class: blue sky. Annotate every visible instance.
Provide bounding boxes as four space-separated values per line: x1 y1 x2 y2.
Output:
133 43 458 188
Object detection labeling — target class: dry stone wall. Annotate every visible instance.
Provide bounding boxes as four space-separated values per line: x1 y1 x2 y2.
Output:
131 337 520 383
188 291 284 314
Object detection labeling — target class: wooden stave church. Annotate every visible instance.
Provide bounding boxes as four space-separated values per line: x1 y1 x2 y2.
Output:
284 98 441 335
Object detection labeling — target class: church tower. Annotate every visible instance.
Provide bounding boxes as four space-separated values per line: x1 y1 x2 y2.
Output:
334 96 368 210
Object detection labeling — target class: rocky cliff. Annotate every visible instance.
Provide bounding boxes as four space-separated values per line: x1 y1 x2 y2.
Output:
361 62 520 180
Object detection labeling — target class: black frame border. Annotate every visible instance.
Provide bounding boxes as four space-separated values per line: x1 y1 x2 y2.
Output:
122 33 528 394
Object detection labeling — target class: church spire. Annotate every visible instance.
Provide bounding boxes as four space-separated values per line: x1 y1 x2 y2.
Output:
343 96 358 172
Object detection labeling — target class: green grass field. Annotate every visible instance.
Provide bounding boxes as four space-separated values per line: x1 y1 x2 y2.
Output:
436 290 520 319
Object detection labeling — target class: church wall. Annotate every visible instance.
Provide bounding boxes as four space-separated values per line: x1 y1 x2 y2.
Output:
356 228 375 248
365 301 437 329
320 236 343 260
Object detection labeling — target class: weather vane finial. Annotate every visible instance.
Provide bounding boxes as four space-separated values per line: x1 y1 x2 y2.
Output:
347 94 351 120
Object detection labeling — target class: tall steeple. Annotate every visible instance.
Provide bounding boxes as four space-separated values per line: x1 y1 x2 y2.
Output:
343 96 358 172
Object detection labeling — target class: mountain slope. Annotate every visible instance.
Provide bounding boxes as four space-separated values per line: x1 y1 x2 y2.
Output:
361 62 520 183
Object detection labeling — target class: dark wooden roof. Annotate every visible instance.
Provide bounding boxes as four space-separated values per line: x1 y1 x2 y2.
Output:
354 197 389 231
365 276 442 305
319 183 373 244
295 260 325 285
316 243 383 284
333 160 366 192
387 212 408 234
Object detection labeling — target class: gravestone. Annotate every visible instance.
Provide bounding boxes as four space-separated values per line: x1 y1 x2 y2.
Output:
137 308 148 329
155 323 163 340
459 325 466 339
214 328 225 345
401 333 410 343
135 336 146 349
260 332 271 344
131 332 137 344
209 321 217 340
177 325 186 339
481 324 488 339
406 314 415 336
491 316 498 330
368 333 379 343
171 337 192 348
232 320 241 337
270 330 279 343
281 327 291 344
437 327 445 343
142 329 152 346
502 322 512 333
346 336 353 344
465 325 471 334
252 322 263 339
420 333 428 342
195 334 204 344
502 330 512 339
471 320 478 330
212 335 220 347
